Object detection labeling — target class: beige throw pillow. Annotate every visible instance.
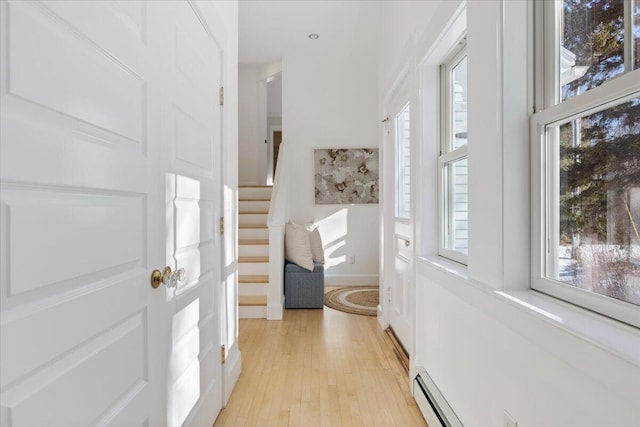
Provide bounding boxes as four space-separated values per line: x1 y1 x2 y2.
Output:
308 227 325 264
285 222 314 271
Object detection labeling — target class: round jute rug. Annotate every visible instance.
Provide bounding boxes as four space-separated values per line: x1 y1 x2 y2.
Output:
324 286 379 316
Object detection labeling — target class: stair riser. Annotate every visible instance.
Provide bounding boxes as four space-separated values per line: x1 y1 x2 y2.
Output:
239 306 268 319
239 213 268 225
239 283 268 297
239 187 273 200
239 228 269 240
239 244 269 257
239 200 270 212
239 263 269 275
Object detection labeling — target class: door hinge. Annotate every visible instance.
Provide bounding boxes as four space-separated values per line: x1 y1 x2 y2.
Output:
219 86 224 106
221 344 226 364
219 216 224 235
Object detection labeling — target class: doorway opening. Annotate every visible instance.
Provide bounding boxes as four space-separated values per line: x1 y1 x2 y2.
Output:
271 125 282 176
237 63 282 186
266 72 282 185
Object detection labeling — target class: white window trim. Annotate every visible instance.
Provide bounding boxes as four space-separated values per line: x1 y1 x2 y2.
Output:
438 42 468 265
531 68 640 328
533 0 640 328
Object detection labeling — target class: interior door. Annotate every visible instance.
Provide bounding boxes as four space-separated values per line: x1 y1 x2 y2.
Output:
0 1 224 425
160 2 224 425
385 78 414 356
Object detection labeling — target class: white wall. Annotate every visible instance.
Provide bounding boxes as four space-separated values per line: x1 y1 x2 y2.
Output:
267 73 282 118
380 1 640 426
238 62 282 185
378 0 440 97
238 63 264 185
282 5 380 282
416 262 639 427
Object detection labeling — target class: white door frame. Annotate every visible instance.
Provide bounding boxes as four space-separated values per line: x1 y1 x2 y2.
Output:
268 124 282 181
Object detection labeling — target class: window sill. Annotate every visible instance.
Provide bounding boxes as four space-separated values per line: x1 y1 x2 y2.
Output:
419 255 468 280
416 256 640 369
495 289 640 366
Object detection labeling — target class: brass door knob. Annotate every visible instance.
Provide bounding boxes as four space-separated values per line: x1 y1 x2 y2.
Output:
150 266 186 288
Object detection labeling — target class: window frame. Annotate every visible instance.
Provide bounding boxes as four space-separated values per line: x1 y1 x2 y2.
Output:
439 42 468 265
532 0 640 328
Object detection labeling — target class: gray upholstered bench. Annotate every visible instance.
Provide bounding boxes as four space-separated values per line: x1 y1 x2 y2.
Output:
284 262 324 309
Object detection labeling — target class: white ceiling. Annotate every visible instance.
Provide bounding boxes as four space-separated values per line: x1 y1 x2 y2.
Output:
239 0 382 63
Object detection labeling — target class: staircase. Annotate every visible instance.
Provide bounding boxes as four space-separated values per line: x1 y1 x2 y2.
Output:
238 185 272 318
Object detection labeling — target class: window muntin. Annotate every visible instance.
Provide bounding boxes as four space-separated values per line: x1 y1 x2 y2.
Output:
535 0 640 327
439 45 468 264
395 103 411 219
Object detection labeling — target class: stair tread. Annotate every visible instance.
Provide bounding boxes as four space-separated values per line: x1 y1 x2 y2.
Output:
239 274 269 283
239 211 269 214
239 185 273 188
239 198 271 202
239 224 268 229
239 296 267 306
239 256 269 263
239 239 269 245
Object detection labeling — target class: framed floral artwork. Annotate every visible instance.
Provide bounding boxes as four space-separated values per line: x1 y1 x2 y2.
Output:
314 148 379 204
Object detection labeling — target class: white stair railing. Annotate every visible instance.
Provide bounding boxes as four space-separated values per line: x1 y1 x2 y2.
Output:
266 141 290 320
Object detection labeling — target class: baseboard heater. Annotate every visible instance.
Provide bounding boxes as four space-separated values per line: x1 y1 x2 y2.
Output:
412 368 463 427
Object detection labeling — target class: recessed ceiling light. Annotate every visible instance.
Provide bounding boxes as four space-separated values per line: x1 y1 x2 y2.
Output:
308 33 319 40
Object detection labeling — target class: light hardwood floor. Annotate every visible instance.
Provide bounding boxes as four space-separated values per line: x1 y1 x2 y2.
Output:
214 307 427 426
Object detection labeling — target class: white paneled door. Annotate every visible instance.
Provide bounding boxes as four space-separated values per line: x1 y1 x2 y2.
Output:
0 1 226 426
383 76 414 357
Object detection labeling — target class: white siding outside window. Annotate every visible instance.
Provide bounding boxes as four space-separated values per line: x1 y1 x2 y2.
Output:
395 103 411 219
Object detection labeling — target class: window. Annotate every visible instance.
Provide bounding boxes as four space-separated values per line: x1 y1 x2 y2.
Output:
395 103 411 219
439 44 468 264
533 0 640 327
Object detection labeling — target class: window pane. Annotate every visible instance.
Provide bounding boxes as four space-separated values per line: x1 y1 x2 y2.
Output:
561 0 626 101
452 57 468 150
550 97 640 306
395 104 411 219
635 0 640 70
444 157 468 254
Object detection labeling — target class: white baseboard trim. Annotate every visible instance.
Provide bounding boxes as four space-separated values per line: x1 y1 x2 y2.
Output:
223 342 241 406
325 274 379 286
266 296 284 320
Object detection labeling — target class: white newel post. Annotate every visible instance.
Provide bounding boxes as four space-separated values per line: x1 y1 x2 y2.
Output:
266 140 289 320
267 224 285 320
